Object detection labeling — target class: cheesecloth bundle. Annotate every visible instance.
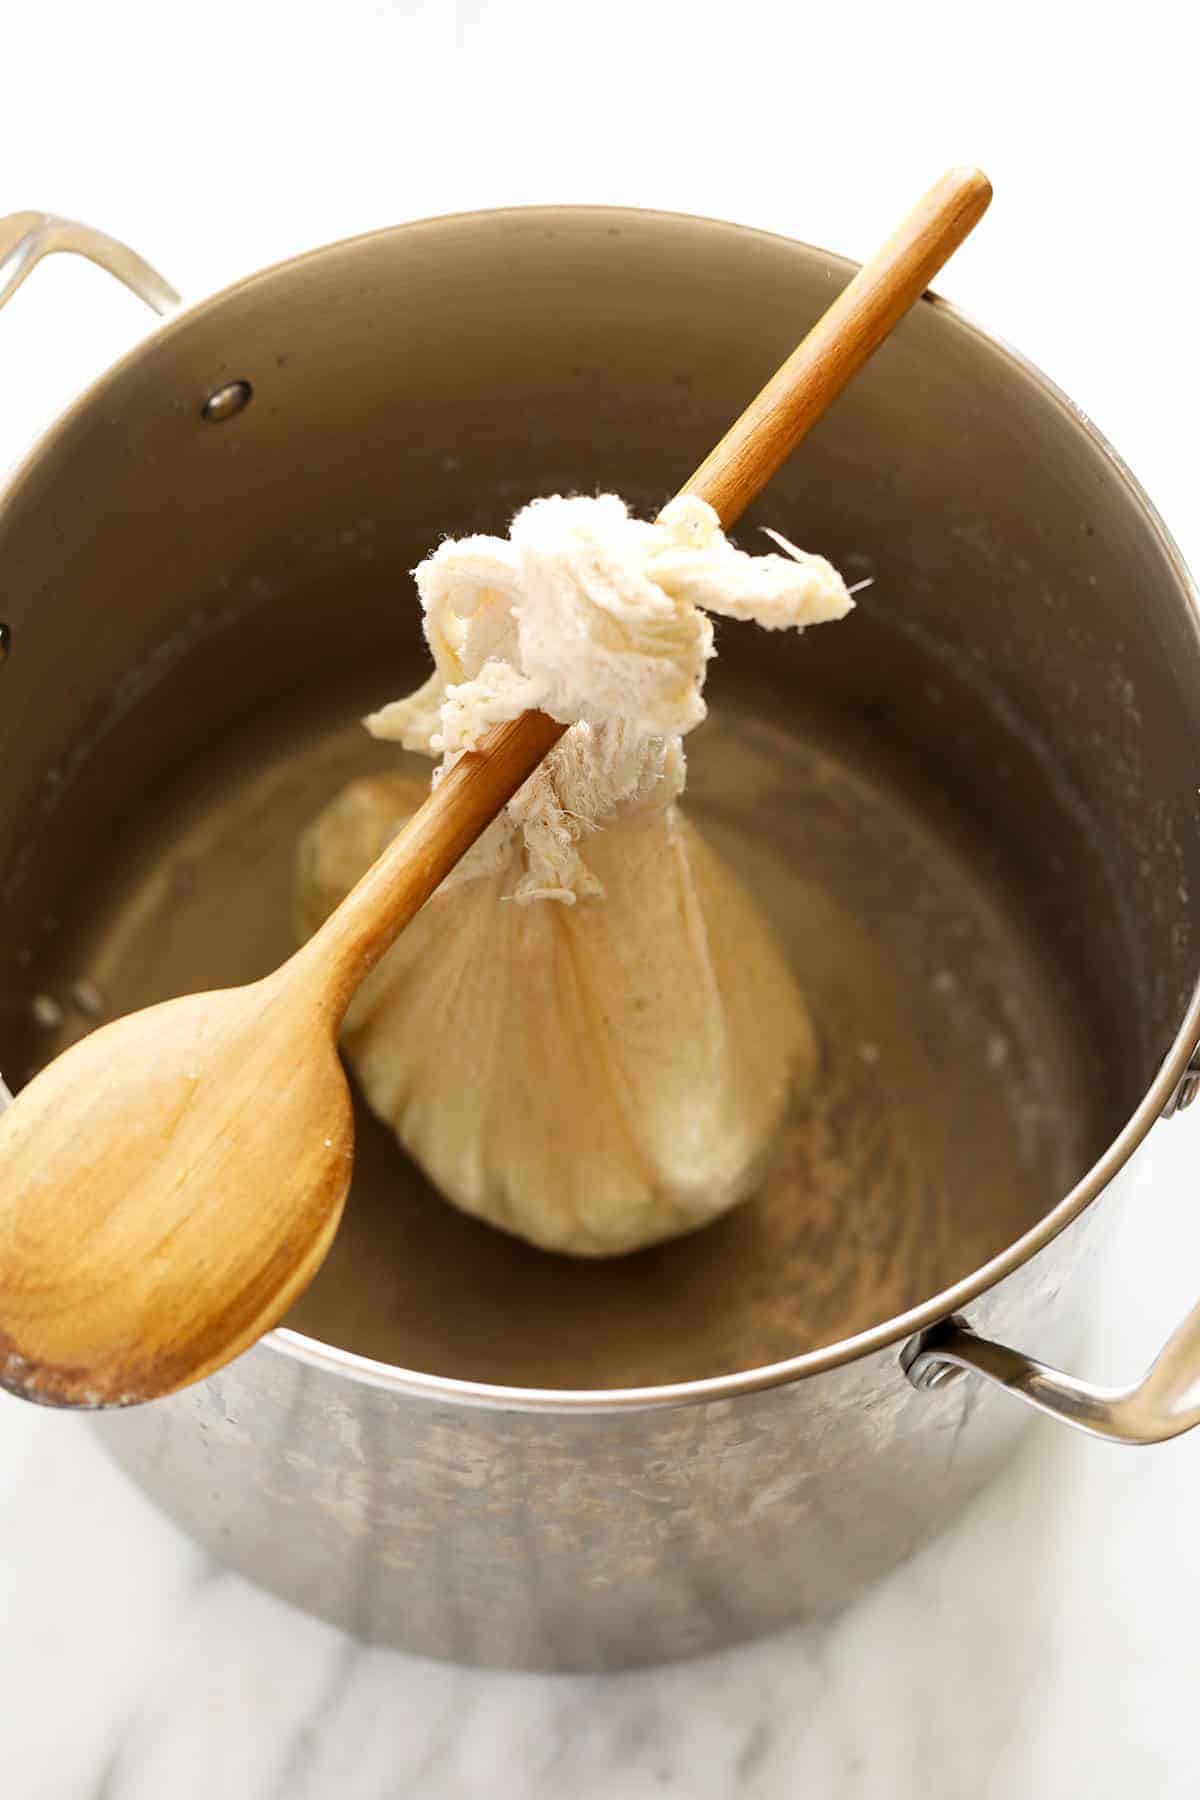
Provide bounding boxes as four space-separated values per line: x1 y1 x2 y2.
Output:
298 494 852 1254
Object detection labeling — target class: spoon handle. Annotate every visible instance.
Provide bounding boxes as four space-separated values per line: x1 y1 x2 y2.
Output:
291 709 567 1019
293 168 992 1022
683 166 991 527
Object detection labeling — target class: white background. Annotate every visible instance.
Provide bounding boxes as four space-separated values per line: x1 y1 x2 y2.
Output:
3 3 1200 1795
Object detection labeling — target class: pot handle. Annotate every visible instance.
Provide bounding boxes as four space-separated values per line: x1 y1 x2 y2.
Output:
904 1306 1200 1446
0 212 180 318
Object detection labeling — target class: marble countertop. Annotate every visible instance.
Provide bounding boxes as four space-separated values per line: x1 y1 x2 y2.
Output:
4 2 1200 1793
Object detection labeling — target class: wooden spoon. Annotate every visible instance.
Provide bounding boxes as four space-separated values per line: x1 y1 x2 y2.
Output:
0 167 991 1407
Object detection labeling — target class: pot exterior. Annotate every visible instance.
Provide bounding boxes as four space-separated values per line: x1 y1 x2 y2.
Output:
94 1170 1112 1670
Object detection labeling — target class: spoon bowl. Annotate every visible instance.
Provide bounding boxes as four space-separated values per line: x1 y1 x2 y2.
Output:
0 975 353 1406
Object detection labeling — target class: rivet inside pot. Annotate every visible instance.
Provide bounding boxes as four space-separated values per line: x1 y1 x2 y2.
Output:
201 379 253 423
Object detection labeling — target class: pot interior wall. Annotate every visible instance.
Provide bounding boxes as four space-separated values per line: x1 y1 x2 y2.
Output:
1 208 1197 1387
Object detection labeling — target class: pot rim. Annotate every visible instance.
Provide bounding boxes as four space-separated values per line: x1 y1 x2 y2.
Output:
11 203 1200 1413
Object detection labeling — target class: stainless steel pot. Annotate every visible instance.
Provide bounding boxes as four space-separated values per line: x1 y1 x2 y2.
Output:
3 205 1200 1671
